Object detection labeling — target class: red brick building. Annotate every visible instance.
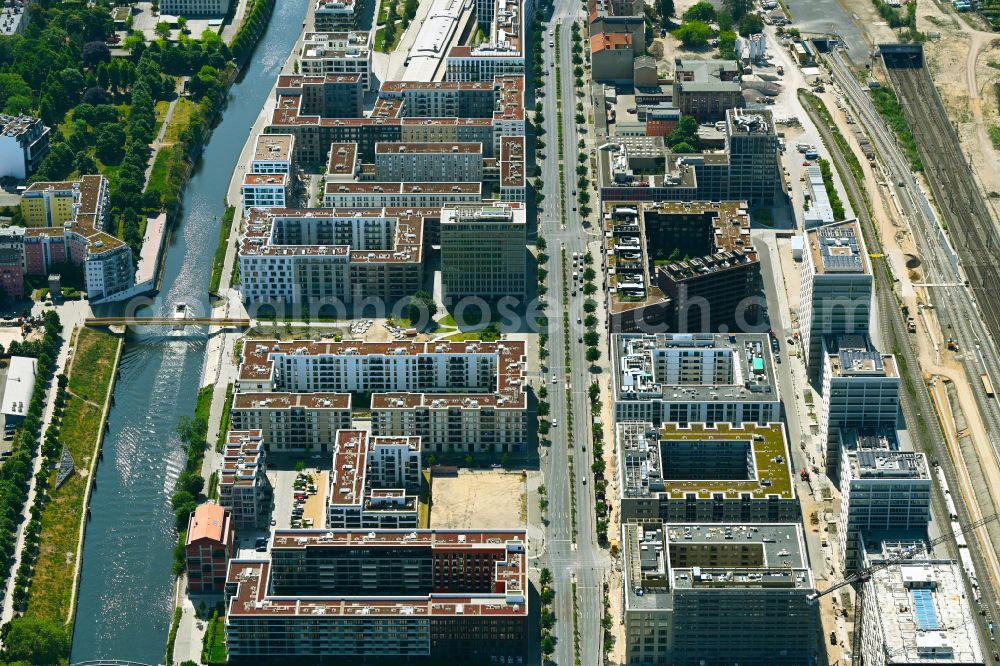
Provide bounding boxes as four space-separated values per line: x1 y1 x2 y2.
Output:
185 503 234 593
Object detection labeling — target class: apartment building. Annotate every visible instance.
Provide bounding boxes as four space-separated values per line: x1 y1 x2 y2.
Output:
160 0 229 15
591 33 636 83
224 529 528 660
185 503 235 593
20 176 135 302
623 521 816 666
0 227 23 300
603 202 759 332
229 392 352 452
617 421 798 523
860 541 984 666
324 181 483 208
820 334 900 474
672 59 744 122
298 32 372 90
268 75 524 165
800 221 873 379
440 202 526 301
218 430 270 531
276 73 364 118
839 429 931 570
250 134 294 174
499 135 527 202
612 333 781 425
599 109 779 208
326 430 421 529
238 338 526 395
0 113 49 179
372 390 528 454
242 173 288 208
588 0 645 52
374 142 483 183
237 207 425 307
314 0 360 30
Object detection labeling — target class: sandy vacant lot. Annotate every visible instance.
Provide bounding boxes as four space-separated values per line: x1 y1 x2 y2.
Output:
430 470 525 530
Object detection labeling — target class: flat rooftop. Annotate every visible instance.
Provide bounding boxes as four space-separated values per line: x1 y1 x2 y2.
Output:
841 428 929 481
619 421 795 501
807 220 870 275
329 430 420 509
827 334 898 378
326 143 358 177
374 141 482 154
624 522 813 611
613 333 778 404
325 181 482 195
253 134 294 162
231 392 351 410
868 556 984 664
220 430 265 489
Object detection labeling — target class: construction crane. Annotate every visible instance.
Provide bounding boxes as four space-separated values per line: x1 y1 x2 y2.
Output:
810 513 998 665
809 512 998 601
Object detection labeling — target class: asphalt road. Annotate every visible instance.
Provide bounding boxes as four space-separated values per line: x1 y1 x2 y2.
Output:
536 1 611 664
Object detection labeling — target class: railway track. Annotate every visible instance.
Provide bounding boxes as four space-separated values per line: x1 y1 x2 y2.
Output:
818 53 1000 657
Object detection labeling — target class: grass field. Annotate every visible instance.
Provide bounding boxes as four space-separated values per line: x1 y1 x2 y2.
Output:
26 329 121 626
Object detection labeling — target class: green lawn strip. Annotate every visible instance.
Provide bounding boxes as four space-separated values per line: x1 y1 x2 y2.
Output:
66 328 119 404
209 207 236 293
215 383 234 452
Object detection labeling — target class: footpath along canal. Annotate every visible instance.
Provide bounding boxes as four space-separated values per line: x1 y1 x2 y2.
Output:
69 0 310 660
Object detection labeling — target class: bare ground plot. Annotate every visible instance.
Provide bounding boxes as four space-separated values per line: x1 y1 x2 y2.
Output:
430 470 525 530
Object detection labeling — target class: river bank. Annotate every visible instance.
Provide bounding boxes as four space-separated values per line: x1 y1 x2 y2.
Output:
69 0 312 661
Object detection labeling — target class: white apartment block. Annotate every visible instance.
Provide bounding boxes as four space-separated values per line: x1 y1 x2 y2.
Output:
499 135 526 202
440 203 526 301
374 142 483 183
160 0 230 15
299 32 372 90
314 0 359 30
623 522 816 666
800 221 873 378
230 392 352 452
860 543 984 666
218 430 269 530
372 391 528 454
251 134 294 174
326 430 421 529
237 207 423 306
0 114 49 180
612 333 781 426
237 338 526 398
242 174 288 208
838 429 931 570
324 182 483 209
820 335 900 474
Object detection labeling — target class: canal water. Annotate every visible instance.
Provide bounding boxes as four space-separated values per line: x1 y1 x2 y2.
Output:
69 0 309 660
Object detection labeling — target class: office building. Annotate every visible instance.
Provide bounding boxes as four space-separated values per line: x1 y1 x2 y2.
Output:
314 0 361 30
326 430 421 529
250 134 294 174
229 392 352 452
21 176 135 302
612 333 780 425
623 521 816 666
185 503 235 593
218 430 270 530
599 109 779 208
820 334 900 474
672 59 744 122
224 529 528 660
237 207 425 307
161 0 229 15
617 421 797 523
0 114 49 180
242 173 288 208
298 32 372 90
800 221 873 379
440 202 526 301
839 429 931 570
374 141 483 183
860 541 984 666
